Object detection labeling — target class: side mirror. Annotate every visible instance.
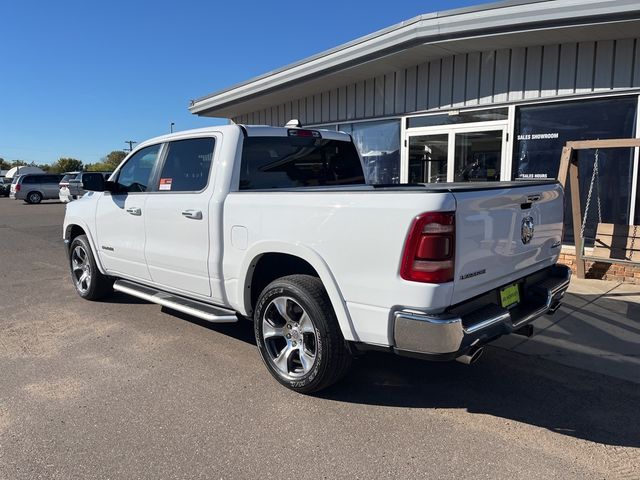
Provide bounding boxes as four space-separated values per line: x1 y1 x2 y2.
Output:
82 172 107 192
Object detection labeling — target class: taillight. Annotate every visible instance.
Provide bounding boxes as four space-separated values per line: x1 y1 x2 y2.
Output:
288 129 320 138
400 212 455 283
15 184 20 192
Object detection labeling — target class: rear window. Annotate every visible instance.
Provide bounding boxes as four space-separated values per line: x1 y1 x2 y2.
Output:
60 174 79 183
239 136 365 190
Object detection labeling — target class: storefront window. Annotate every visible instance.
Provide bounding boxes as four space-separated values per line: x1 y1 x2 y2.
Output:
407 108 508 129
513 96 638 244
339 120 400 184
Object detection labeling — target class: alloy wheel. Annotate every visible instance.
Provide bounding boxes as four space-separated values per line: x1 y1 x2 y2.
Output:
71 245 92 294
261 296 317 379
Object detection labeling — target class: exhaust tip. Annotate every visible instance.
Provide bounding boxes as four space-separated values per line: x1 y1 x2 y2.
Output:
455 347 484 365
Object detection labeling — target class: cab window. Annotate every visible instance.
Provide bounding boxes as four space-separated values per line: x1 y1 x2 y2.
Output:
115 145 160 193
157 138 214 192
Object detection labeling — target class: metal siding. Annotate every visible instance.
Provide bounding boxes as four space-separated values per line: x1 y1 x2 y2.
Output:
479 50 495 105
540 44 560 97
613 38 635 88
384 72 395 114
452 54 467 107
493 48 510 103
524 46 542 99
417 62 429 110
466 51 481 106
395 69 406 114
302 97 310 125
594 40 614 92
351 82 360 120
314 94 322 123
285 102 292 124
365 78 375 117
329 88 338 121
278 105 285 126
634 39 640 87
440 57 453 108
302 98 309 125
374 75 385 116
575 41 595 93
509 47 526 101
558 42 577 95
338 85 347 120
405 65 417 112
235 38 640 122
321 91 330 122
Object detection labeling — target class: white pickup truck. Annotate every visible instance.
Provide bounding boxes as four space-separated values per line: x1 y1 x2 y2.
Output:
63 124 570 393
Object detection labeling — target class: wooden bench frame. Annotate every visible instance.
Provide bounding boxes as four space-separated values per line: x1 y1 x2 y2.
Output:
557 138 640 278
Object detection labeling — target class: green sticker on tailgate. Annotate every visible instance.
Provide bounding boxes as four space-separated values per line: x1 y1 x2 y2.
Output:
500 283 520 308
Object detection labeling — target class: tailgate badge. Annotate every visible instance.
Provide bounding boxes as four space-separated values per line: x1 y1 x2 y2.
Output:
521 216 535 244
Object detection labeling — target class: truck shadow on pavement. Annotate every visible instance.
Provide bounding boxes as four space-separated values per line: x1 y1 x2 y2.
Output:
119 293 639 449
321 348 640 449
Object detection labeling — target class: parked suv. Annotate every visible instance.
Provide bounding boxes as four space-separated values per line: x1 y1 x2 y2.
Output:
0 177 12 196
10 173 64 203
59 171 112 203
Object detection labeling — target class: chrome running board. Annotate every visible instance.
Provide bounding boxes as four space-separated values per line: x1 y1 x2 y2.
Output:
113 279 238 323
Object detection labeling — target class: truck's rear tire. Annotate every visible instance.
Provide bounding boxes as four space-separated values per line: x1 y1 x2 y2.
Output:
254 275 352 394
69 235 113 300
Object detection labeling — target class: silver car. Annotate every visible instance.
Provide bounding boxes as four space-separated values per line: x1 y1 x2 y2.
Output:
59 171 112 203
10 173 64 204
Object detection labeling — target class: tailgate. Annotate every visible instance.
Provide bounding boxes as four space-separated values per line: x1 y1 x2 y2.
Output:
452 182 563 305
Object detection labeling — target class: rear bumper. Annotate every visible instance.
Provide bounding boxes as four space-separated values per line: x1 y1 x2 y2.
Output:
393 264 571 358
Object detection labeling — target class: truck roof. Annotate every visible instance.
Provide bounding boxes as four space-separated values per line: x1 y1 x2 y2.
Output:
134 124 352 151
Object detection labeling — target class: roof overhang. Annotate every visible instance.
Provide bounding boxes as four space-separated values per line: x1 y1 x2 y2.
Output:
190 0 640 118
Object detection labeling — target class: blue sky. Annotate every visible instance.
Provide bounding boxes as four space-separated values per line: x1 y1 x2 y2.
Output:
1 0 486 165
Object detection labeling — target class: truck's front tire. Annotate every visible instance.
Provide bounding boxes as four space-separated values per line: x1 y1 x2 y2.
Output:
254 275 352 394
69 235 113 300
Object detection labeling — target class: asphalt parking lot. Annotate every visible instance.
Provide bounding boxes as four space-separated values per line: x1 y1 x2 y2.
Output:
1 197 639 479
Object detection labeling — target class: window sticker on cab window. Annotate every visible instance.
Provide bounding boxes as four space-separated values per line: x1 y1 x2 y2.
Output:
159 178 172 191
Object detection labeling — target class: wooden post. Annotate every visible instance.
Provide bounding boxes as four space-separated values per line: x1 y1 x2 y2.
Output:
557 146 572 188
568 158 586 278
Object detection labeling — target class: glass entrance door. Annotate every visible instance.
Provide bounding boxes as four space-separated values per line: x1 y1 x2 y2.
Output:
405 124 507 183
453 130 503 182
408 134 449 183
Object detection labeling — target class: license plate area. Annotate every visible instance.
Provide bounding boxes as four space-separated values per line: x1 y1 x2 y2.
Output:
500 283 520 309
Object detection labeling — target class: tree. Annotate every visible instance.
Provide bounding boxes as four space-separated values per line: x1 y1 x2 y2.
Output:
0 158 10 170
103 150 127 170
85 161 112 172
50 157 83 173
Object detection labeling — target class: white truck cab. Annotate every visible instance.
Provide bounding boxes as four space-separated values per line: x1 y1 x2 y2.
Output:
63 124 570 393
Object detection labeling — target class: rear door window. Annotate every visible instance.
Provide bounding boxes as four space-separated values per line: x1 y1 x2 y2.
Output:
156 138 215 192
239 136 365 190
22 176 39 184
61 174 79 183
115 145 161 193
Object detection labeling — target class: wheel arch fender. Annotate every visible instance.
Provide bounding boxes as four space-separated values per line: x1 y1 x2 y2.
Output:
238 241 358 342
64 218 107 275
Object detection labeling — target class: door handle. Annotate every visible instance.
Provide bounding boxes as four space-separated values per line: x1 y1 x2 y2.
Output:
181 209 203 220
126 207 142 216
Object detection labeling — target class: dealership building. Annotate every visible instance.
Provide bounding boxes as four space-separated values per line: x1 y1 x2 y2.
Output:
190 0 640 281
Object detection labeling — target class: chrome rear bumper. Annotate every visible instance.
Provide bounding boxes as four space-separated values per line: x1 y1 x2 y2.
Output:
393 264 571 357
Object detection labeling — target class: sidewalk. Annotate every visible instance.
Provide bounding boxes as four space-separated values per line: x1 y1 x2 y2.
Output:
494 278 640 384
